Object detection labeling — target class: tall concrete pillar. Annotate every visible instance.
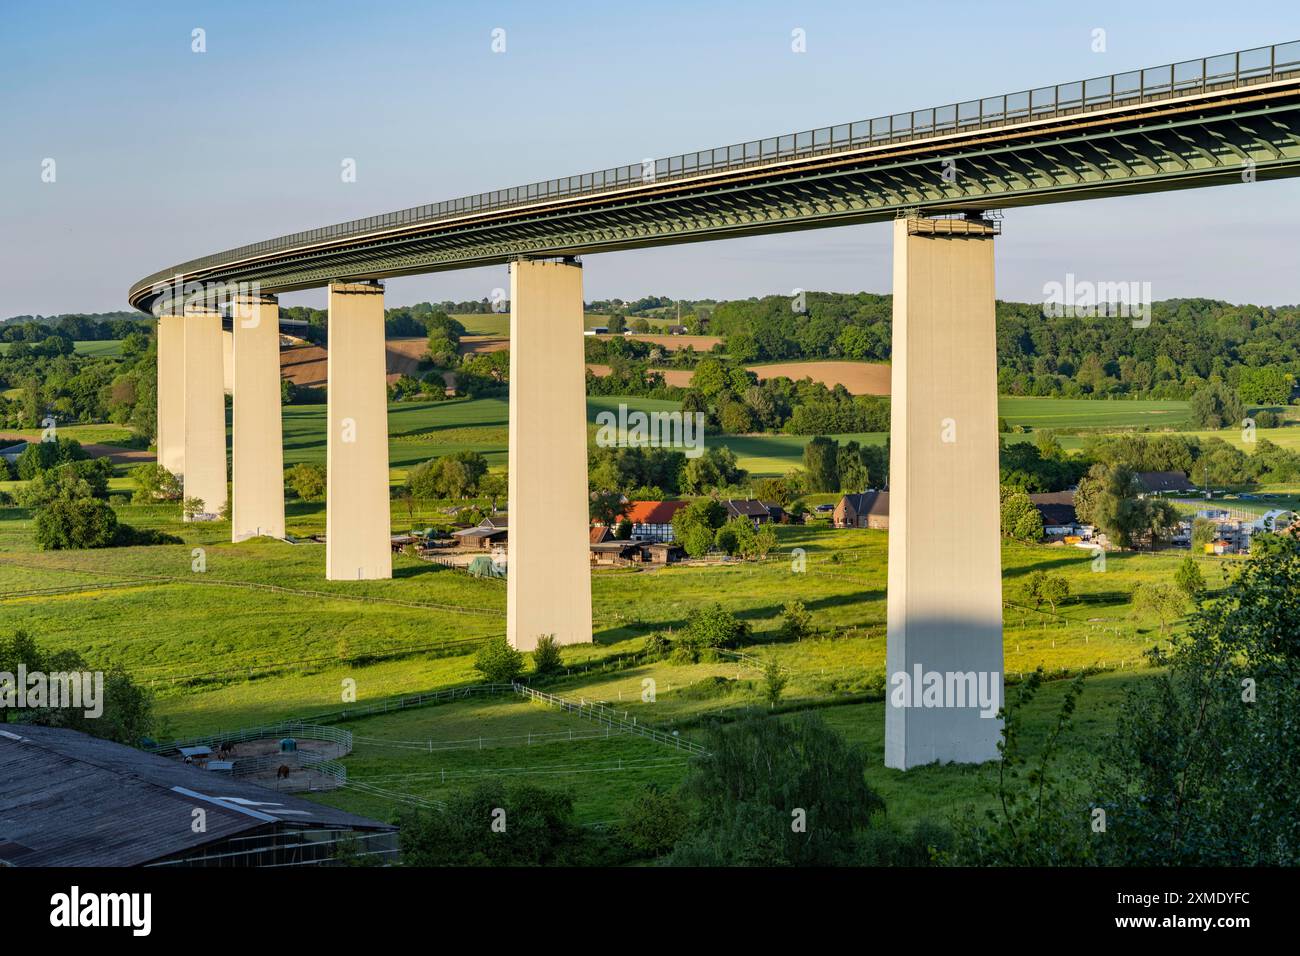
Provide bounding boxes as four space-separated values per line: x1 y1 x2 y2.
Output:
885 216 1004 769
507 258 592 651
231 294 285 542
182 305 228 519
326 281 391 580
156 313 186 475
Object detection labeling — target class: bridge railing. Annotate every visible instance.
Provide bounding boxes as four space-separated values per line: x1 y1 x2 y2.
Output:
132 40 1300 301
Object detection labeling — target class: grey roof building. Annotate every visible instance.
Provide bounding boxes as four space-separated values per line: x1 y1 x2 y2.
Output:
0 725 396 867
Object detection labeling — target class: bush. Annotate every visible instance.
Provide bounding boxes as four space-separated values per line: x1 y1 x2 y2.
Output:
1174 556 1205 598
129 463 181 503
619 784 691 857
778 599 813 641
668 713 884 866
532 635 563 676
641 632 670 661
679 603 750 657
397 781 591 866
34 496 118 550
474 636 524 683
286 462 326 501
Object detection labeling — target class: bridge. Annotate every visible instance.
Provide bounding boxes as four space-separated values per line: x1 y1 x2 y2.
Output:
131 42 1300 769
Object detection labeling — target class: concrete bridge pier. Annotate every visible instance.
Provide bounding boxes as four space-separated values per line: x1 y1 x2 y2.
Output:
180 304 228 520
156 312 186 475
325 281 392 580
506 257 593 650
231 293 285 542
885 215 1004 769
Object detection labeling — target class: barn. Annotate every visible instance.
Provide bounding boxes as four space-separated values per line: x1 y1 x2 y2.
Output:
0 725 397 867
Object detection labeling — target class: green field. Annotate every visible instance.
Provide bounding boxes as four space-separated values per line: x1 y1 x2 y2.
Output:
997 395 1192 430
1 497 1201 742
2 488 1188 830
72 340 124 358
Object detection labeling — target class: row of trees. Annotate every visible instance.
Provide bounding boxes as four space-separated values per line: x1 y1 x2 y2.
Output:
951 533 1300 865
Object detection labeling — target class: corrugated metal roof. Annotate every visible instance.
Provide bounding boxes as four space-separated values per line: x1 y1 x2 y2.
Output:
0 725 393 867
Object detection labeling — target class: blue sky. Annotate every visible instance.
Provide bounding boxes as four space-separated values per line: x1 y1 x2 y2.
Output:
2 0 1298 315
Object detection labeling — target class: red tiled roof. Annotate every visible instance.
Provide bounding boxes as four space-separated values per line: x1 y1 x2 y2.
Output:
623 500 689 524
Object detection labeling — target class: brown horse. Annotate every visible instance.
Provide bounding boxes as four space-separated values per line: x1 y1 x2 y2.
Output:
276 764 291 780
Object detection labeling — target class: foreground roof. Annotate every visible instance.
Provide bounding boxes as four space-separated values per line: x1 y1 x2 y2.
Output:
0 725 392 867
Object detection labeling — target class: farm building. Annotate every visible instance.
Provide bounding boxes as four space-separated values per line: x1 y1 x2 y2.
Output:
452 516 508 550
0 725 396 867
1028 490 1083 537
0 441 28 465
1135 471 1194 495
724 499 776 527
834 491 889 529
616 500 688 542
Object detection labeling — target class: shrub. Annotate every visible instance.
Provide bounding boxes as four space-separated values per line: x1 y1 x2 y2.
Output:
33 496 118 550
1174 556 1205 598
286 462 326 501
641 632 671 661
397 781 588 866
129 463 181 503
680 603 750 656
474 636 524 683
761 656 789 707
532 635 563 676
619 784 691 857
778 599 813 641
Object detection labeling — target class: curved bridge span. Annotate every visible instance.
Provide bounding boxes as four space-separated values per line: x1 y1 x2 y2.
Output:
130 42 1300 313
135 43 1300 770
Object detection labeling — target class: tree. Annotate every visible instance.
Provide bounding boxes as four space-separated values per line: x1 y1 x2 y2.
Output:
614 518 633 540
0 630 158 744
588 490 627 528
129 463 181 503
406 452 488 499
618 784 690 857
671 498 725 551
680 603 750 655
531 635 562 676
286 462 326 501
999 488 1044 542
1090 532 1300 863
1074 462 1176 549
753 523 778 559
945 670 1092 866
802 436 839 492
1132 581 1185 636
778 599 813 641
473 636 524 683
1237 366 1292 406
762 656 789 707
397 781 589 866
34 495 118 550
1174 556 1206 598
682 523 714 558
752 476 794 508
1191 516 1217 551
1020 570 1069 614
1189 381 1244 429
668 713 884 866
714 515 758 557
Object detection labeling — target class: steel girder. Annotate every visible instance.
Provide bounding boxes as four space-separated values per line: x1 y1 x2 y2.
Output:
129 85 1300 313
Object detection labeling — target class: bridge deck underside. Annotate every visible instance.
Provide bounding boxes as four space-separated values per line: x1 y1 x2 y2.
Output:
132 87 1300 311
